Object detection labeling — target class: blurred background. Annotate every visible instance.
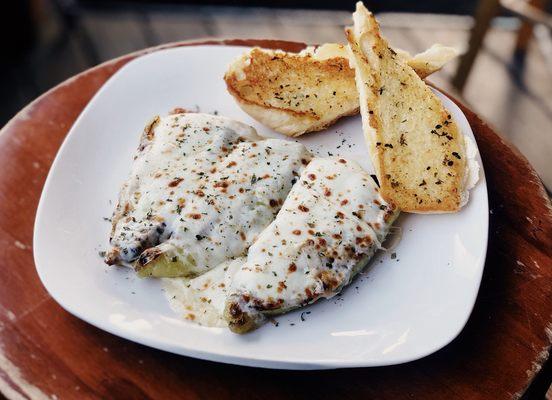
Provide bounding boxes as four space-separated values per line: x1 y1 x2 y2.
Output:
2 0 551 190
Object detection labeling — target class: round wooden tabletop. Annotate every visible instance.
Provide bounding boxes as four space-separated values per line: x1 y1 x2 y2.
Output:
0 39 551 400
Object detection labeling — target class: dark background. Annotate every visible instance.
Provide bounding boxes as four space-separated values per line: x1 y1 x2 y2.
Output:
0 0 498 126
78 0 480 13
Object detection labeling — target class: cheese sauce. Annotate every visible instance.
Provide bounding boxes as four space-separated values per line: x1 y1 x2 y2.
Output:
163 158 398 329
107 113 310 275
163 258 243 327
107 114 399 329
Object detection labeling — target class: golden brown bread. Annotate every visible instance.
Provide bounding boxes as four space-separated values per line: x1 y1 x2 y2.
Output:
346 2 467 213
224 43 457 137
224 48 359 137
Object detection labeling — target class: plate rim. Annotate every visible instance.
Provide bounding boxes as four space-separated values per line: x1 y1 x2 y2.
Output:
33 44 489 370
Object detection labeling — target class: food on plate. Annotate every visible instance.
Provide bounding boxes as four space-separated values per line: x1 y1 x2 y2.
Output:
162 158 398 331
346 2 477 213
106 112 310 277
225 47 358 138
224 158 399 333
104 2 481 335
224 43 457 137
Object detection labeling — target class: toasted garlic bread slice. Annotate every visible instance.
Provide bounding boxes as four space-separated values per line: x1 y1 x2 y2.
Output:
225 48 359 137
224 44 457 137
346 2 467 213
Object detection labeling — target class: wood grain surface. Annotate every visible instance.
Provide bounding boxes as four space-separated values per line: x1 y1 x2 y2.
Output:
0 39 550 400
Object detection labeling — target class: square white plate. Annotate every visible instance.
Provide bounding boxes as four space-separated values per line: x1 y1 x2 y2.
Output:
34 45 488 369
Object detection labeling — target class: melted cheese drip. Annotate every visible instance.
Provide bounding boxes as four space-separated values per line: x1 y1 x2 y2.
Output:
164 258 243 327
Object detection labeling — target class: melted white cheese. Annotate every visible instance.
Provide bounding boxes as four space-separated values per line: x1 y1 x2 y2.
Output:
226 158 398 326
108 113 310 273
163 158 399 329
163 258 243 327
296 157 395 242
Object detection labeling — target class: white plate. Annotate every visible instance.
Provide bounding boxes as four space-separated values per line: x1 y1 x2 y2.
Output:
34 45 488 370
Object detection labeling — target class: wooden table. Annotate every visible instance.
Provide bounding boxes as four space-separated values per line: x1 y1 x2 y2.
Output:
1 39 551 400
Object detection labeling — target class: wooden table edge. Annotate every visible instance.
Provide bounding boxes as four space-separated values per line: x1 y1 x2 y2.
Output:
1 38 551 400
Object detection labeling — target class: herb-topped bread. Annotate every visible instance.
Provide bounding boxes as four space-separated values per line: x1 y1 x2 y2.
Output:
224 43 458 137
346 2 471 213
224 47 359 137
